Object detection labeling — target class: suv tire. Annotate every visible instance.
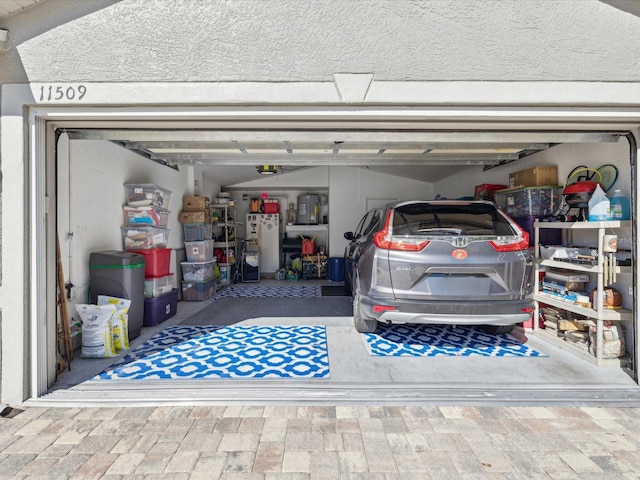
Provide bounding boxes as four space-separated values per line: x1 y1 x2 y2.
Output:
344 264 352 295
481 325 515 335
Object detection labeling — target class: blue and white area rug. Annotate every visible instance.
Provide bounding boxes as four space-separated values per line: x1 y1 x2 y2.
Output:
363 324 546 357
213 284 322 299
94 325 330 380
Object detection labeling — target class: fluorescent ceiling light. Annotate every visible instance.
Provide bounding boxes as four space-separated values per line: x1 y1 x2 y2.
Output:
428 148 523 154
337 149 381 154
245 149 288 154
148 148 243 154
292 149 334 154
382 149 429 154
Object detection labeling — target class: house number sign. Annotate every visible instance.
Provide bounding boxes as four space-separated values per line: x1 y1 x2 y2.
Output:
38 84 87 102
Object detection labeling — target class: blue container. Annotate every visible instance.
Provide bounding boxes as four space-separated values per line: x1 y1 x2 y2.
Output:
328 257 345 282
143 288 178 326
513 215 562 247
609 190 630 221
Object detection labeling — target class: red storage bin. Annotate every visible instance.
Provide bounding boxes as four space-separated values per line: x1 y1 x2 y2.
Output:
127 248 171 277
263 199 279 214
474 184 508 201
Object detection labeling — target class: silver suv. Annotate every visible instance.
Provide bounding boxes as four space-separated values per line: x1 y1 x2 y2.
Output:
344 200 534 334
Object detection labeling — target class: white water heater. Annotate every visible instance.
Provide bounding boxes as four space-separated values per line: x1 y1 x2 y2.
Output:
296 194 319 224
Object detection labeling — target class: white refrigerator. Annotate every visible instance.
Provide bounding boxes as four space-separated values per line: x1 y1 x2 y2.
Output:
246 213 281 275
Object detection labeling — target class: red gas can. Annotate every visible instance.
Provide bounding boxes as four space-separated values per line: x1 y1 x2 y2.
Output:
301 237 315 255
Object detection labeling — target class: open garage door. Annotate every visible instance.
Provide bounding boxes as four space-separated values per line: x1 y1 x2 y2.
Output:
24 106 640 405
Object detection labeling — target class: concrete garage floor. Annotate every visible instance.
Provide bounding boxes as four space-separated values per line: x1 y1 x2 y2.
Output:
41 280 640 407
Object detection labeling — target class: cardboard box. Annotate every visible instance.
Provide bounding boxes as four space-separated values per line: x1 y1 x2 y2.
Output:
179 210 210 224
558 319 589 332
509 166 558 188
182 196 210 211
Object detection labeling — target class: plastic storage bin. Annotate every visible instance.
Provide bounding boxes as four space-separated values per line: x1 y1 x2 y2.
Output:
494 185 562 217
181 260 216 281
124 183 172 209
181 278 216 301
512 215 562 247
123 206 170 227
143 288 178 326
144 274 174 298
474 184 507 201
263 199 279 213
127 248 171 277
183 223 213 241
122 226 169 249
89 250 145 340
185 239 214 262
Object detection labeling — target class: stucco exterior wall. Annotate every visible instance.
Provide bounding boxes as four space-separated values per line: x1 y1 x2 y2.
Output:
0 0 639 84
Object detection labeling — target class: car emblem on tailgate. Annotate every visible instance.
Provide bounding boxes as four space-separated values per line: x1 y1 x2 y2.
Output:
452 249 468 260
450 237 469 247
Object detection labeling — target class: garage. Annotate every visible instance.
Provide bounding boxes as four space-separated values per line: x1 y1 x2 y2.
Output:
6 100 638 406
2 1 640 406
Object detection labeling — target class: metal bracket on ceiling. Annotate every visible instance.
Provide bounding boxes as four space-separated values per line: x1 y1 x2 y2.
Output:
113 141 180 171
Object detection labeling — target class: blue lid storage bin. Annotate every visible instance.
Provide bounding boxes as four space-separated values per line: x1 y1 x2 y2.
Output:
181 278 216 301
513 215 562 247
143 288 178 327
494 186 562 217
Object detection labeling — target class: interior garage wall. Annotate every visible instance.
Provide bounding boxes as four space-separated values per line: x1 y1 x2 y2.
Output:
206 165 434 256
329 167 434 257
58 137 189 320
435 140 631 203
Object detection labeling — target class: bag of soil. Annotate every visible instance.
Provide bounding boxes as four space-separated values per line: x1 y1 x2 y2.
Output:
97 295 131 351
76 304 117 358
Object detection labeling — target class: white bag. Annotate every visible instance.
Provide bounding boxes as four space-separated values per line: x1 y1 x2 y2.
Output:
77 304 117 358
589 322 626 359
97 295 131 351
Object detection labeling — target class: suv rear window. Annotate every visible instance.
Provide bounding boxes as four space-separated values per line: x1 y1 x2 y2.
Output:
391 202 515 236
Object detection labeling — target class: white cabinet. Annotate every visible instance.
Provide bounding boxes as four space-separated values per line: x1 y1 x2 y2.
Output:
533 220 632 366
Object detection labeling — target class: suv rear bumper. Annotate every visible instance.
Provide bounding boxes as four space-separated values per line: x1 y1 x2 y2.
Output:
359 294 533 326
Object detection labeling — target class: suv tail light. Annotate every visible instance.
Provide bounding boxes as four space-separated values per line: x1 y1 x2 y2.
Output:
373 211 430 251
489 226 529 252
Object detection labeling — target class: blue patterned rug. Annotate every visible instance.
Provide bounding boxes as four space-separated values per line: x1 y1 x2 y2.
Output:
363 324 546 357
94 325 330 380
213 284 322 299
